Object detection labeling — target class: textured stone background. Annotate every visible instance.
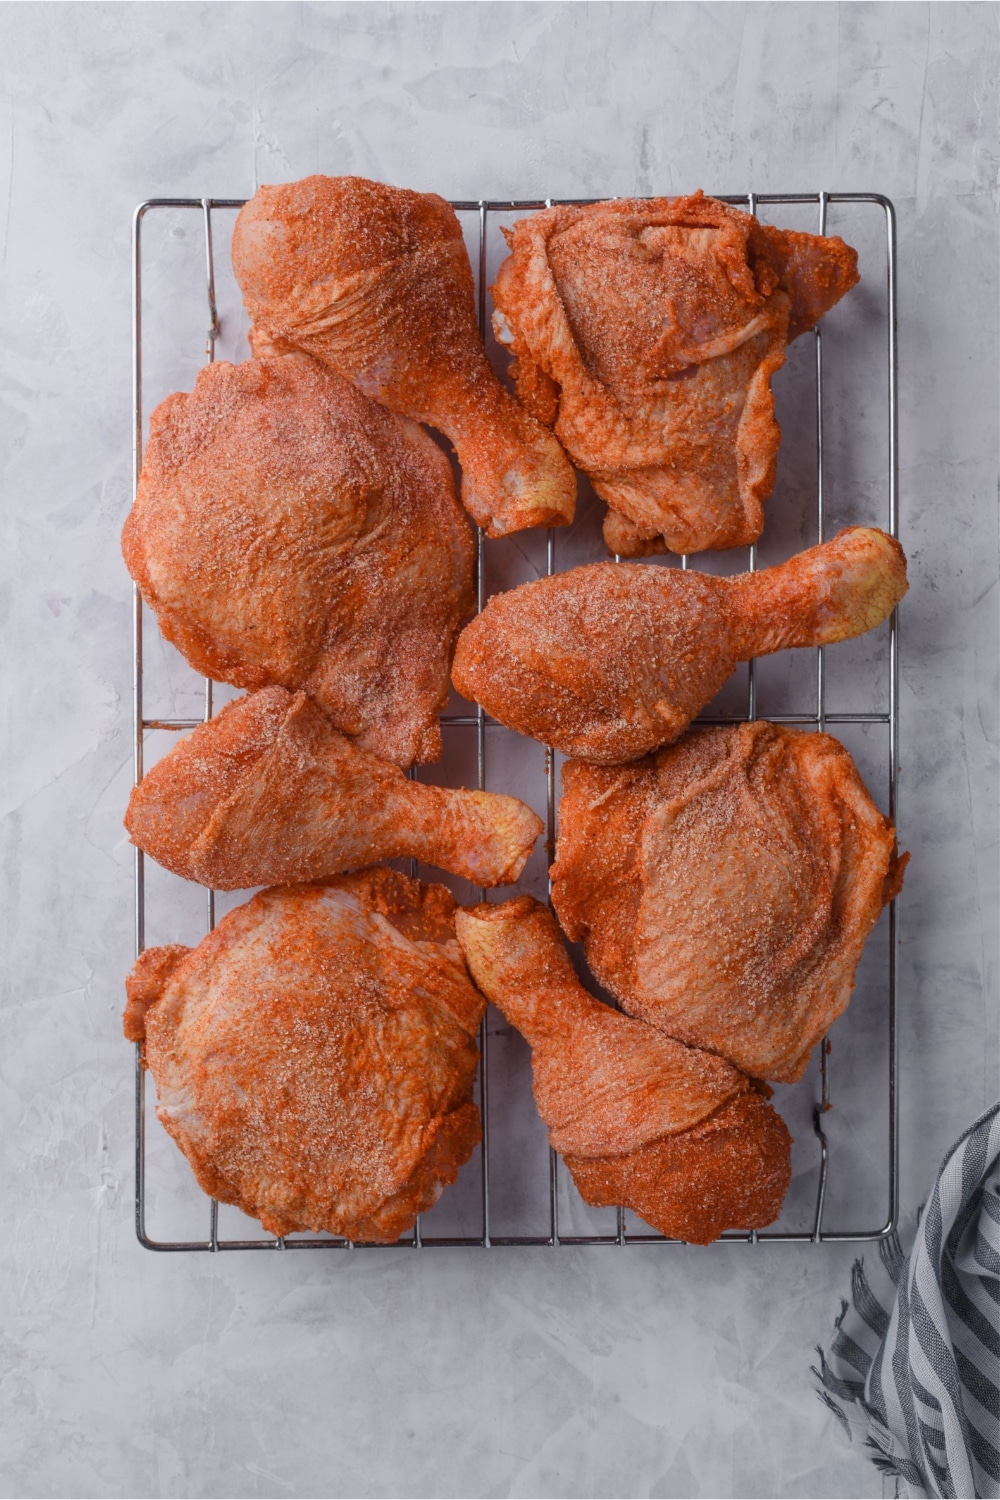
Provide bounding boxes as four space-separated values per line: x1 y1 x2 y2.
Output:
1 4 997 1496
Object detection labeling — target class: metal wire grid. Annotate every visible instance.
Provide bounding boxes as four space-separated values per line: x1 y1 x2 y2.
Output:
132 192 899 1251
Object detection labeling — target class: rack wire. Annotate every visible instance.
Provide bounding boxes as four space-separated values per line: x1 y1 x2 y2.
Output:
132 192 899 1251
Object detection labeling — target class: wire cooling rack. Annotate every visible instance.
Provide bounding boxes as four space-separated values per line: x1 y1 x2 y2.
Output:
131 192 899 1251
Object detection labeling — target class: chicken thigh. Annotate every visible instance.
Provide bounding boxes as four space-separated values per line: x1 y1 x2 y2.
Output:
124 869 485 1242
551 723 907 1083
127 687 542 890
122 353 474 768
456 897 791 1243
232 175 576 538
492 192 858 554
453 528 907 764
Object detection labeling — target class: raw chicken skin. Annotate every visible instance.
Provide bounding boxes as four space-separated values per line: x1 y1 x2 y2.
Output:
492 192 858 554
551 723 907 1083
453 527 907 764
125 869 485 1243
122 353 474 768
455 896 792 1243
232 175 576 538
127 687 542 890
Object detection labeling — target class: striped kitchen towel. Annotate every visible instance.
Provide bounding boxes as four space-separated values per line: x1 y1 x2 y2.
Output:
815 1102 1000 1499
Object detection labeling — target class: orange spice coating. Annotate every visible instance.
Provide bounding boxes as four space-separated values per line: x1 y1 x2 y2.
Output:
122 353 475 768
125 870 486 1242
452 527 907 765
231 175 577 538
491 192 859 554
564 1092 793 1246
455 896 791 1243
551 723 908 1084
126 687 542 890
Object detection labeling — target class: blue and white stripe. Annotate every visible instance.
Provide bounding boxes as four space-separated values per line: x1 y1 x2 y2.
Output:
815 1102 1000 1498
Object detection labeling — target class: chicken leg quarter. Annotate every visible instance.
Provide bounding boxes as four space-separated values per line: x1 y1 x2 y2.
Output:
232 175 577 538
456 897 792 1244
452 527 907 764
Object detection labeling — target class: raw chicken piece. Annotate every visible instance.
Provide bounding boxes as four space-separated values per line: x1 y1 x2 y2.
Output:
492 192 858 554
122 353 474 768
127 687 542 890
455 896 791 1243
551 723 907 1084
452 528 906 764
124 869 485 1243
232 175 576 538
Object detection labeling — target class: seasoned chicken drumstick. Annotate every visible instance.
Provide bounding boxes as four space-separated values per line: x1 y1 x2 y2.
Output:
492 191 858 555
453 527 907 764
127 688 542 890
552 723 907 1083
456 897 792 1244
122 353 474 769
125 870 485 1243
232 175 576 538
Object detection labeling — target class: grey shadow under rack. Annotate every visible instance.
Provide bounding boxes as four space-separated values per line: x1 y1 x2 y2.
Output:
131 191 899 1251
